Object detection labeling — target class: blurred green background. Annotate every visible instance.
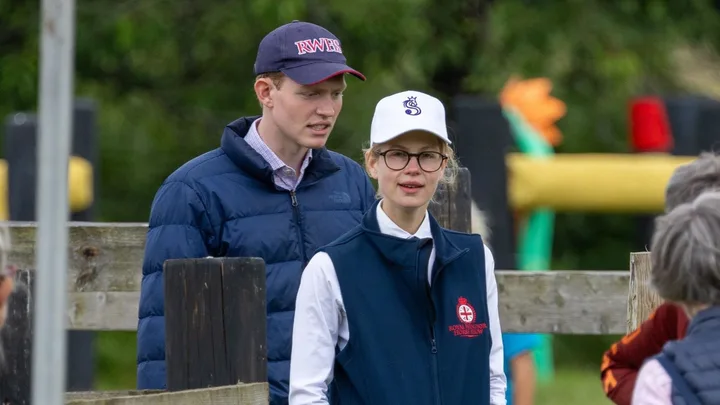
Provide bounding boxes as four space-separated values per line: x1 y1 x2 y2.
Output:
6 0 720 403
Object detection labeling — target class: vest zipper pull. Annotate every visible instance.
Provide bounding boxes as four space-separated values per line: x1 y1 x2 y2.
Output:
290 191 298 207
431 338 437 354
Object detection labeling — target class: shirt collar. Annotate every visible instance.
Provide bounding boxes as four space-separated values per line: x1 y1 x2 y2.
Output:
376 200 433 240
247 118 312 172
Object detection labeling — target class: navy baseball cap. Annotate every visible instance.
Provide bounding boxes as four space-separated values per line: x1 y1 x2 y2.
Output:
254 21 366 86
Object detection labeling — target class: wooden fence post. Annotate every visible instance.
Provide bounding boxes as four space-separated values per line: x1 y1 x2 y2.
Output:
163 257 268 392
429 167 472 232
627 252 664 333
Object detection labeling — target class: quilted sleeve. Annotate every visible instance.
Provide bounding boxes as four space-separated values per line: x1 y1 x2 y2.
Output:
136 180 214 389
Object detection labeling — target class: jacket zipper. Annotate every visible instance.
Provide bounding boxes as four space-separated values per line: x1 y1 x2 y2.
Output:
425 249 469 405
420 247 442 405
429 297 442 405
289 190 307 262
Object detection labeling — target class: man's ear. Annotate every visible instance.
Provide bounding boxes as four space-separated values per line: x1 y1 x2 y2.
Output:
254 78 274 108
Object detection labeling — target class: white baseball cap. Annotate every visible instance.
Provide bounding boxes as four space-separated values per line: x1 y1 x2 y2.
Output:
370 90 451 146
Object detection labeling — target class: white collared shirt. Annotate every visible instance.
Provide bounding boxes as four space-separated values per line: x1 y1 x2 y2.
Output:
289 202 507 405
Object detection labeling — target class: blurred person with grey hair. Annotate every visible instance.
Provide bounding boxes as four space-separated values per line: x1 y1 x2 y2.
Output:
631 190 720 404
664 151 720 210
602 152 720 405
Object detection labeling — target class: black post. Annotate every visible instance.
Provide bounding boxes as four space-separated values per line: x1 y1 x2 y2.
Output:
0 270 34 404
5 112 38 222
164 257 268 391
2 99 98 396
0 113 37 404
450 95 517 270
66 98 99 391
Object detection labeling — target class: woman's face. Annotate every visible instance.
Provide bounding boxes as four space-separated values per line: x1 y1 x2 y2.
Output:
366 130 447 211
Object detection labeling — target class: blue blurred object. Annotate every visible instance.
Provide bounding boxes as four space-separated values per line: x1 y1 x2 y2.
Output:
503 333 544 405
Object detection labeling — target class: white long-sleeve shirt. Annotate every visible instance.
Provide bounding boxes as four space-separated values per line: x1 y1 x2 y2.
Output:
632 359 672 404
289 202 507 405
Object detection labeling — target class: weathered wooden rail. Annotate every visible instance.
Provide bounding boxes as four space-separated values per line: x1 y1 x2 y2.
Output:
64 382 267 405
3 221 636 404
5 221 631 335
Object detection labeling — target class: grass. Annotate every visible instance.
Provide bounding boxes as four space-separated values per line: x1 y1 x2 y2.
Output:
94 332 614 404
536 368 613 405
95 331 138 390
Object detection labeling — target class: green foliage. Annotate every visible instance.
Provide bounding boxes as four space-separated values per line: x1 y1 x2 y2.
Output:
95 331 137 390
536 367 612 404
93 0 720 220
3 0 719 219
4 0 720 389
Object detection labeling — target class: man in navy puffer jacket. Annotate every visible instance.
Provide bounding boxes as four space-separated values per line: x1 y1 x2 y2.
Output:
136 20 376 405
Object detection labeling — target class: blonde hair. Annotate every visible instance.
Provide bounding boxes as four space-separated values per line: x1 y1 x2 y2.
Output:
363 137 459 198
470 200 491 243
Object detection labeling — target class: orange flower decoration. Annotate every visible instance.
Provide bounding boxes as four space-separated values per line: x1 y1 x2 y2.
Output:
500 76 567 146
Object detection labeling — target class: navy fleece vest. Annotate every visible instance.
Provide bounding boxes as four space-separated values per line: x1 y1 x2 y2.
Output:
656 305 720 404
319 201 492 405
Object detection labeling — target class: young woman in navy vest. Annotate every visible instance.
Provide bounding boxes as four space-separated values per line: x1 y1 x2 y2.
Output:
288 90 507 405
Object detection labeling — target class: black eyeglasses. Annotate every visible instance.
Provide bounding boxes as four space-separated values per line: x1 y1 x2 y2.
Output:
375 149 447 172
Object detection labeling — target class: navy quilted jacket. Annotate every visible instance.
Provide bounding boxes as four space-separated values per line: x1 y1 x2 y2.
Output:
657 305 720 404
136 116 376 405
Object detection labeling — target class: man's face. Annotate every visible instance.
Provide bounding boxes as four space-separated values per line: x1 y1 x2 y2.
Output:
268 75 347 150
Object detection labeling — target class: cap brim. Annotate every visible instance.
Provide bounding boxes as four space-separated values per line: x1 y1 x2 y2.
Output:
281 62 366 86
372 128 452 145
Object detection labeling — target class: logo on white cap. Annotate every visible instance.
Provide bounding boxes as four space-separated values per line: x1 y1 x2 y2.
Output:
403 96 422 116
370 90 451 145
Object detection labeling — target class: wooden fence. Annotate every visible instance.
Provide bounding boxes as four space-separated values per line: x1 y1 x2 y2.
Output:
0 168 664 404
5 223 657 405
64 383 267 405
5 221 634 335
1 222 642 405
